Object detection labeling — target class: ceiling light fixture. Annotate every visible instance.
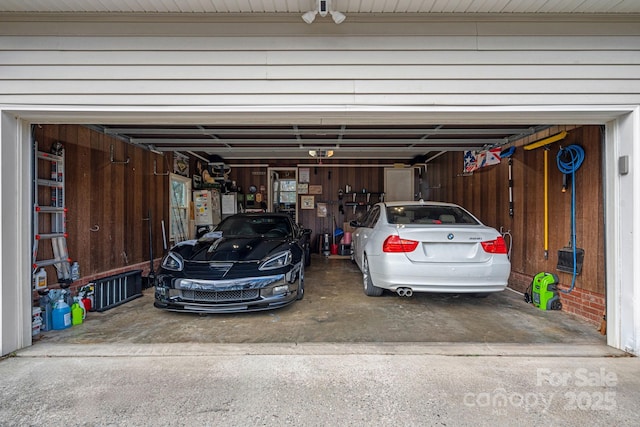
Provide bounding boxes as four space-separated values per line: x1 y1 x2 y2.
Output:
309 149 334 164
302 0 346 24
330 10 346 24
309 149 334 158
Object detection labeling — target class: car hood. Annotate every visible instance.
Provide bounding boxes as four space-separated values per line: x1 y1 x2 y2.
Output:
183 237 290 262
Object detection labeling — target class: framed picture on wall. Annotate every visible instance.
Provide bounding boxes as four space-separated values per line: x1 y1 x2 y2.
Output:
173 152 189 176
299 167 310 183
309 185 323 195
297 183 309 194
301 195 315 209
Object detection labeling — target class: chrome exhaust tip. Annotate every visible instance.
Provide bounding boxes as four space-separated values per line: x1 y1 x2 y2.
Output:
397 287 413 297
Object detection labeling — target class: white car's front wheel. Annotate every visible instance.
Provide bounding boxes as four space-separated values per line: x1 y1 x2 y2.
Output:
362 255 383 297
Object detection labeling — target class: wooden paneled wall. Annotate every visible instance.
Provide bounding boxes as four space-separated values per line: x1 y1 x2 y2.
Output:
34 125 169 281
223 160 387 249
426 125 605 295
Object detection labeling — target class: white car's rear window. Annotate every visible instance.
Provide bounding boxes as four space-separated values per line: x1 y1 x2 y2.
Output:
386 205 479 225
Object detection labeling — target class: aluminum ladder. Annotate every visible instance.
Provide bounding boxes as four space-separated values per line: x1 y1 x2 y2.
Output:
32 141 72 285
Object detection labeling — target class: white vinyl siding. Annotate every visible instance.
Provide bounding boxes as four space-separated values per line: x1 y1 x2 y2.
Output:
0 17 639 107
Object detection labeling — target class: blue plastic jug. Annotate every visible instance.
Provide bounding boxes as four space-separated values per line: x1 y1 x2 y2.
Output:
52 298 71 330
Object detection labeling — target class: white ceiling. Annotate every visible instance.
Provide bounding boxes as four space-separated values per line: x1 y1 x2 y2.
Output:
0 0 639 14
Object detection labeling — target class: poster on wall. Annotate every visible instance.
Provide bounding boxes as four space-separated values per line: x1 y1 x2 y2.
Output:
297 183 309 194
193 160 229 189
316 202 327 217
463 148 502 173
173 152 189 176
299 167 310 183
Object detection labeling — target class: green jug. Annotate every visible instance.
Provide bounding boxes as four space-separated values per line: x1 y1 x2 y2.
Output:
71 298 85 326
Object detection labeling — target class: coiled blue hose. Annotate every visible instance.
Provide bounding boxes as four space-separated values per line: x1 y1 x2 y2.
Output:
556 145 585 175
556 145 585 293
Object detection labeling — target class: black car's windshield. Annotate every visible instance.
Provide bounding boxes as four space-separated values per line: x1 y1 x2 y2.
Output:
217 216 292 237
386 205 479 225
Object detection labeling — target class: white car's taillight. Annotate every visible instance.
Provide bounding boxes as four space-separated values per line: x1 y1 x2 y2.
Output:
481 236 508 254
383 235 419 253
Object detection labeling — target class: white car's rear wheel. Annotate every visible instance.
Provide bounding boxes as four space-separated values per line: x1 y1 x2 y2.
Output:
363 256 383 297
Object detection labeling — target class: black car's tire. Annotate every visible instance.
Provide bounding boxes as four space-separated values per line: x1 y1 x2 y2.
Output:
363 255 383 297
296 263 305 300
304 244 311 267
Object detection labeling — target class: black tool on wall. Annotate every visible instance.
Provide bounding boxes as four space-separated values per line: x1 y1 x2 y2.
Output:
142 208 156 289
500 146 516 217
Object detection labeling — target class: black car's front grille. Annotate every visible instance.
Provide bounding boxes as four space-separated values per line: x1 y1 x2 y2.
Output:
180 289 260 303
182 261 259 280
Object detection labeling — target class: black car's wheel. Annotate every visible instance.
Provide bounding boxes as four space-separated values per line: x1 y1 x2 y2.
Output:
363 255 383 297
296 263 305 300
304 243 311 267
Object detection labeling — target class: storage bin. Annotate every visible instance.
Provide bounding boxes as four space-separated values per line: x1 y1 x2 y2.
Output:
338 244 351 256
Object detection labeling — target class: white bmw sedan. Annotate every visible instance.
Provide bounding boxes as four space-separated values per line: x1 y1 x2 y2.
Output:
350 201 511 297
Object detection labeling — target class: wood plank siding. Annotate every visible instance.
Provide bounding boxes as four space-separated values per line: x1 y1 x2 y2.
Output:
426 125 605 299
33 125 169 281
227 159 388 247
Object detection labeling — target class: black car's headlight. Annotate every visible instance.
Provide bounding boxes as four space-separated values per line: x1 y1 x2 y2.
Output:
259 250 292 271
161 252 184 272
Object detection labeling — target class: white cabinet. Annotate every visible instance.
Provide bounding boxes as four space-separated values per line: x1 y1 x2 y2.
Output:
384 168 415 202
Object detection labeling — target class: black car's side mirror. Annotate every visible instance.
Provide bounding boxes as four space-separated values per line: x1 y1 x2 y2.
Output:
296 227 312 239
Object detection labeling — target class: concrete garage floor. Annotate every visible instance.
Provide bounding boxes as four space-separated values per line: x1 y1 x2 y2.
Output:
35 255 606 347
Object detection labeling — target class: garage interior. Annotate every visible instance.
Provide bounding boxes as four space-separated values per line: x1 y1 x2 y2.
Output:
5 1 634 355
30 120 607 347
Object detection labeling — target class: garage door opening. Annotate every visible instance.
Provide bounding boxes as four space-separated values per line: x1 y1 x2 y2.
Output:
22 113 614 353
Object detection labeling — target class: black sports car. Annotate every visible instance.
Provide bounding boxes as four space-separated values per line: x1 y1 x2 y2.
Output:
154 213 311 313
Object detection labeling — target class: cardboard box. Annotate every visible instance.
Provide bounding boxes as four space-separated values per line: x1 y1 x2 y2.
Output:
343 222 356 233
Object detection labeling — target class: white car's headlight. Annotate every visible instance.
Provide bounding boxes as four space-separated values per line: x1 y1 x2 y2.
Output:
161 252 184 271
259 251 292 271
